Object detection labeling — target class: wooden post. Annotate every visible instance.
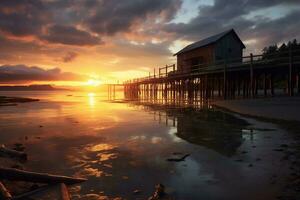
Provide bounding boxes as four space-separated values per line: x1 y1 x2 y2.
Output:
288 47 293 96
250 53 254 98
165 65 168 77
113 84 116 100
263 73 267 96
297 72 300 94
223 60 227 99
270 74 274 96
159 68 161 78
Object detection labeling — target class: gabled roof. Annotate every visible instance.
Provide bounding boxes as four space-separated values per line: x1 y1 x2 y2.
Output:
174 29 246 56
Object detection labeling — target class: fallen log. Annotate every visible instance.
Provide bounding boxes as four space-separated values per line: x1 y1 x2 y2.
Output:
0 181 12 200
0 167 87 185
0 145 27 160
60 183 70 200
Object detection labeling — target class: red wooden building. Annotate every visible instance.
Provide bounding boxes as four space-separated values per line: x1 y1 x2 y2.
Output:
174 29 246 72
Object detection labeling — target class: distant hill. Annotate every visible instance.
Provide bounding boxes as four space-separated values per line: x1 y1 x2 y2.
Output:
0 85 68 91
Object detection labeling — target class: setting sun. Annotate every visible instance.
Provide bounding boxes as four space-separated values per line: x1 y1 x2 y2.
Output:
85 79 102 87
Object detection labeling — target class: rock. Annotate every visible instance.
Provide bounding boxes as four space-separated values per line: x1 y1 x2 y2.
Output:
133 189 141 194
280 144 289 148
148 184 165 200
273 148 284 152
166 154 190 162
235 159 243 162
13 143 25 151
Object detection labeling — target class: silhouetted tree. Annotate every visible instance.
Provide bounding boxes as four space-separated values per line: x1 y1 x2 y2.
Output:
262 39 300 59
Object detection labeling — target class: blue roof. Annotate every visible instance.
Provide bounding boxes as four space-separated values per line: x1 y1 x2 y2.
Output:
174 29 245 56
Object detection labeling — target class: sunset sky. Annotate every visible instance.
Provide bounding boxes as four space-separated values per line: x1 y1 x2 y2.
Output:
0 0 299 86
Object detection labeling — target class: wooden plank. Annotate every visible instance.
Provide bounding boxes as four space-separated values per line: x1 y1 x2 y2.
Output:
0 167 87 185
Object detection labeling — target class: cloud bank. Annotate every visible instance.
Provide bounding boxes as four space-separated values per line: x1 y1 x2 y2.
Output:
0 65 86 83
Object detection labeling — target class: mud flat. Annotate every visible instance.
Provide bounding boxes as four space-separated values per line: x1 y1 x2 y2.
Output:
213 96 300 122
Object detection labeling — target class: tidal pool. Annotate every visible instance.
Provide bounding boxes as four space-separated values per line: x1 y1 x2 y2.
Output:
0 91 296 200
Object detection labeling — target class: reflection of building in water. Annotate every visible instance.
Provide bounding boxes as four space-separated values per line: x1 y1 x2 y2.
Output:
138 103 247 157
175 111 245 157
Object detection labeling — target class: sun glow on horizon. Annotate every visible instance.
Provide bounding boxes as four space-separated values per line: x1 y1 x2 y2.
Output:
85 79 103 87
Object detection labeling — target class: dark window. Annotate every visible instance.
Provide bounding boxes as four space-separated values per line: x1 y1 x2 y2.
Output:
228 48 232 53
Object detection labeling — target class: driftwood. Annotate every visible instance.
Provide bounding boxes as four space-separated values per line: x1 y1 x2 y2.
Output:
0 167 87 185
12 185 51 200
0 145 27 160
0 182 12 200
60 183 70 200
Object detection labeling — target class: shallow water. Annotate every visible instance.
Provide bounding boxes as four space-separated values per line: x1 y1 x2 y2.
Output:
0 91 294 199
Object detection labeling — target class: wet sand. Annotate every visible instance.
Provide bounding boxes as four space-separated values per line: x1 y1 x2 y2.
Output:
213 97 300 122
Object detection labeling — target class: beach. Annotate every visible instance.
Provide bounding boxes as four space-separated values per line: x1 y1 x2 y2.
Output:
213 96 300 122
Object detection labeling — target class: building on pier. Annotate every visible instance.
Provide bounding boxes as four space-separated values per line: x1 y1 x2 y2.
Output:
174 29 246 73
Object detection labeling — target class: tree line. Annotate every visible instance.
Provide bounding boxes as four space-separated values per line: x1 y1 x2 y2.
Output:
262 39 300 59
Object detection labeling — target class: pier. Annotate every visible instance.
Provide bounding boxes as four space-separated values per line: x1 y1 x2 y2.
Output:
123 49 300 103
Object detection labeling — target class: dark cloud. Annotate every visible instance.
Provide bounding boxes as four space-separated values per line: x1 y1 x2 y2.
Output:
86 0 182 35
41 25 102 46
0 0 299 57
0 65 86 83
61 51 78 63
164 0 300 51
0 0 180 44
0 0 49 36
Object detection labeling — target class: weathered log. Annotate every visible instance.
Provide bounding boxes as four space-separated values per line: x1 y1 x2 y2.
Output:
12 185 51 200
0 182 12 200
0 167 87 185
60 183 70 200
0 145 27 160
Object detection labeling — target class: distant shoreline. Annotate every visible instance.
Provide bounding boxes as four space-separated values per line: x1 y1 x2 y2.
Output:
0 85 69 91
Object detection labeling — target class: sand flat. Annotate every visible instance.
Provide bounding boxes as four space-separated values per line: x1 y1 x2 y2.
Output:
213 96 300 121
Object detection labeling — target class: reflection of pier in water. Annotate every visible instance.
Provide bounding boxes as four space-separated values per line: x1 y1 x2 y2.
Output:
129 102 248 157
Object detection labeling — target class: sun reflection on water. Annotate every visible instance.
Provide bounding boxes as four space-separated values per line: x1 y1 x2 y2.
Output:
87 93 96 107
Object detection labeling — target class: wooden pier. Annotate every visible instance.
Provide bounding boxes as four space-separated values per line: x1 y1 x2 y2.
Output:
107 84 124 100
123 49 300 103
